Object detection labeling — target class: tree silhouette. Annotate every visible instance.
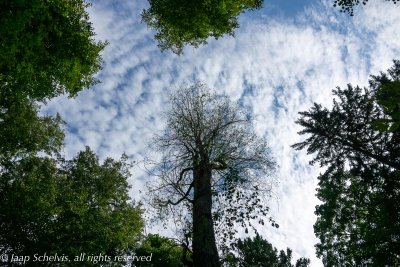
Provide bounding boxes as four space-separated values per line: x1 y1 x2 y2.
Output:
223 234 310 267
333 0 399 16
148 83 276 267
293 61 400 266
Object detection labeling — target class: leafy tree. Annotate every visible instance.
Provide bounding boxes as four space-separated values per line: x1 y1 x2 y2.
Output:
333 0 399 16
294 258 311 267
135 234 190 267
0 1 143 265
0 0 106 100
142 0 263 54
213 168 279 256
56 148 144 261
313 168 400 266
0 89 64 161
0 148 144 266
372 61 400 132
223 234 310 267
148 83 276 267
0 156 61 259
292 61 400 266
0 0 105 167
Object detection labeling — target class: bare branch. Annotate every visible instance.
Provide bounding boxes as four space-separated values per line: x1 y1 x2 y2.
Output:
176 167 193 184
168 182 194 205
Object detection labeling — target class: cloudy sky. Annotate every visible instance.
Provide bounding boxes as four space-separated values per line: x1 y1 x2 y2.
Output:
42 0 400 265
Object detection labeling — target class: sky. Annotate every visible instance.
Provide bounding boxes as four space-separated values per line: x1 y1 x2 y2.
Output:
42 0 400 266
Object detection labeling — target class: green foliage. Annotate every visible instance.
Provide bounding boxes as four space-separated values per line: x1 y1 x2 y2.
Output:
149 83 276 266
295 258 311 267
0 156 61 257
0 148 144 266
0 0 142 265
135 234 189 267
293 61 400 265
213 167 278 255
0 89 64 160
223 234 310 267
142 0 263 54
56 148 144 259
372 60 400 132
333 0 399 16
0 0 106 100
314 169 400 266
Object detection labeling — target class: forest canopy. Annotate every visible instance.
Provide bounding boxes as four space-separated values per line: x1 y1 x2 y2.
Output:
142 0 263 54
2 0 398 266
293 61 400 266
0 0 106 100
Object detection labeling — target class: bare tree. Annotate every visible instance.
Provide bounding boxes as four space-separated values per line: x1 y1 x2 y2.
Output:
148 82 276 267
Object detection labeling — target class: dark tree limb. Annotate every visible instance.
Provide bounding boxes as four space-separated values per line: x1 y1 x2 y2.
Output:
168 182 194 205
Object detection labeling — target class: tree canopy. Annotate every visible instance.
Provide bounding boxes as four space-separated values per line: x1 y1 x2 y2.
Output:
148 83 276 267
0 89 64 161
333 0 399 16
0 1 145 266
135 234 189 267
372 61 400 132
0 148 144 266
142 0 263 54
293 61 400 266
0 0 106 100
223 234 310 267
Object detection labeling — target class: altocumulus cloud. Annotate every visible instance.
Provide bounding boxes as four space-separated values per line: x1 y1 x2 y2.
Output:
41 0 400 266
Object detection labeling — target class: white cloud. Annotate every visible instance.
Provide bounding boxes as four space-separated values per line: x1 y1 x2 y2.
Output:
42 0 400 265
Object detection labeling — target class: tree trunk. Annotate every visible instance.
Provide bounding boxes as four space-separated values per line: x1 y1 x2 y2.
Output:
192 162 220 267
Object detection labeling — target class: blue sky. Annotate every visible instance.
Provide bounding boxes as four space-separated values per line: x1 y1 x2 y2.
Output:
265 0 315 16
42 0 400 265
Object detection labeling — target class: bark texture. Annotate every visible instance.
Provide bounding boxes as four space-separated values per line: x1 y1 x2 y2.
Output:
192 161 220 267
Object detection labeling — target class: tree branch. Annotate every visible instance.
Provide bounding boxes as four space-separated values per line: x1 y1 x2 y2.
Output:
168 182 194 205
176 167 193 184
